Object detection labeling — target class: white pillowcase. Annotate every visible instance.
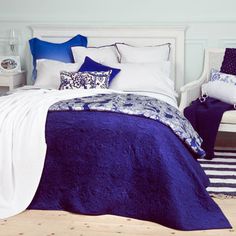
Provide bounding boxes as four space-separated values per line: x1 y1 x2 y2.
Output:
115 43 171 63
108 62 177 99
202 81 236 105
71 45 119 65
35 59 82 89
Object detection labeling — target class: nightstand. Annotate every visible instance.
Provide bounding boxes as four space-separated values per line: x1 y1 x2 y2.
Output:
0 71 26 92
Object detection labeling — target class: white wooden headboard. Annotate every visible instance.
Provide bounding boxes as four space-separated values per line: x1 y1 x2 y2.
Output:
30 25 186 93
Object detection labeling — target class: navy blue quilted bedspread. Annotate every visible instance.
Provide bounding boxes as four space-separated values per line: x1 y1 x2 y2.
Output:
28 94 231 230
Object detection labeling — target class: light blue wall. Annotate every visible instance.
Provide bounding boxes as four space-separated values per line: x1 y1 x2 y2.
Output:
0 0 235 22
0 0 236 84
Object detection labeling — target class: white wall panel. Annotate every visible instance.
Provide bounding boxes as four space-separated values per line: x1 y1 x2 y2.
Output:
0 0 235 85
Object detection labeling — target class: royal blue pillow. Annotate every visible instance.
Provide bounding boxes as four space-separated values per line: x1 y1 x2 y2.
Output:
29 34 87 80
79 56 120 83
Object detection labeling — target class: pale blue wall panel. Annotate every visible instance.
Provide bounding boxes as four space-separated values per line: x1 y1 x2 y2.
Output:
0 0 236 84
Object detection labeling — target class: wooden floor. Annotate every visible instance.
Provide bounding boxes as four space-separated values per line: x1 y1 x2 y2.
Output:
0 198 235 236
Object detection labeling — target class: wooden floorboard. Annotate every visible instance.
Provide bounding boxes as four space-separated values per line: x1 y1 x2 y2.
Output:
0 199 235 236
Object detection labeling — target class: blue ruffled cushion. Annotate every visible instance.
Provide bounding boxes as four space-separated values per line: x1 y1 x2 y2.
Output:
79 57 120 83
29 35 87 80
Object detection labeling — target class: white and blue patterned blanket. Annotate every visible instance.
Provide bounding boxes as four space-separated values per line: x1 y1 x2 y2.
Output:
49 93 205 158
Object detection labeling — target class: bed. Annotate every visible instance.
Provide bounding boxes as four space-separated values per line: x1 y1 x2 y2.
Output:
0 26 231 230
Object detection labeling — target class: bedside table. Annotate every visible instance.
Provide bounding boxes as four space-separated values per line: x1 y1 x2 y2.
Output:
0 71 26 92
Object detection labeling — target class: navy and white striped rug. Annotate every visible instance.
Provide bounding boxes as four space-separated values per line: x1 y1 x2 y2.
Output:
198 151 236 197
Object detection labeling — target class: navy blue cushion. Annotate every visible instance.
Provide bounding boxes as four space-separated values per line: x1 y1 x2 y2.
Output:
79 57 120 83
29 35 87 80
220 48 236 75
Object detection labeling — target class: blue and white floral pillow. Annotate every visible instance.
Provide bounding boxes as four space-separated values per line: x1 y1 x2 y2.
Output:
59 70 112 90
210 69 236 86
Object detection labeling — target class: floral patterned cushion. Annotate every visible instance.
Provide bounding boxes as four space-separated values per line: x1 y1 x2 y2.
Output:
210 69 236 86
59 70 112 90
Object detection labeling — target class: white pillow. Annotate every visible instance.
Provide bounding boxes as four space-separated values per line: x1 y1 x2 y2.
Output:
71 45 119 64
35 59 82 89
115 43 171 63
108 62 177 98
202 81 236 105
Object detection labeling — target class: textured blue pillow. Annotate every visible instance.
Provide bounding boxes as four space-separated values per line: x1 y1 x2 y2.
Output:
220 48 236 76
29 34 87 80
79 56 120 83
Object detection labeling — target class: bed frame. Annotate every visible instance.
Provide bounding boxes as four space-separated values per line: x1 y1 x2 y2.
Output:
30 25 186 94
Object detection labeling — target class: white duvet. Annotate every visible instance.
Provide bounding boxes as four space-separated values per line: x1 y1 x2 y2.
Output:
0 87 177 219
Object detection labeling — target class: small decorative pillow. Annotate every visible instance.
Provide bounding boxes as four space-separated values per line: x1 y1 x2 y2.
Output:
71 45 119 65
59 70 112 90
210 69 236 86
79 57 121 83
115 43 171 63
29 34 87 80
220 48 236 75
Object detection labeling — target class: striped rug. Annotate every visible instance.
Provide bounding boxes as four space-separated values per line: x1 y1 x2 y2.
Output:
198 150 236 198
